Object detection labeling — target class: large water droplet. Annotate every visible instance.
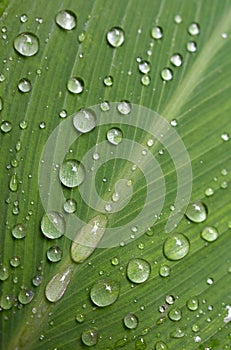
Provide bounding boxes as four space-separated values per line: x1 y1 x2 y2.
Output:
188 23 200 36
1 121 12 133
14 32 39 56
170 53 183 67
117 101 131 115
163 233 190 260
9 173 18 192
161 68 173 81
45 267 73 302
18 78 32 93
123 313 139 329
12 223 27 239
81 328 99 346
18 288 34 304
73 108 96 133
185 201 207 222
186 297 199 311
107 27 125 47
63 198 77 213
90 278 120 307
138 60 151 74
59 159 85 188
71 215 107 263
41 211 65 239
47 246 63 262
127 258 151 283
0 264 9 281
151 26 163 39
67 77 84 94
168 308 182 321
55 10 77 30
107 128 123 145
201 226 218 242
155 341 168 350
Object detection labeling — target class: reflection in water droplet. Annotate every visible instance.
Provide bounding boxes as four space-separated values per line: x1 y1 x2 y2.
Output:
1 121 12 133
10 256 21 267
73 108 96 133
163 233 190 260
81 328 99 346
107 27 125 47
185 201 207 222
59 159 85 187
12 223 26 239
186 297 199 311
90 279 120 307
151 26 163 39
127 258 151 283
41 211 65 239
47 246 63 262
103 75 113 86
55 10 77 30
9 174 18 192
124 313 138 329
117 101 131 115
141 75 151 86
67 77 84 94
186 41 197 53
45 267 73 302
201 226 218 242
18 289 34 304
188 23 200 36
170 53 183 67
161 68 173 81
0 264 9 280
138 61 151 74
14 32 39 56
159 265 170 277
107 128 123 145
63 198 77 213
18 78 32 93
155 341 168 350
168 308 182 321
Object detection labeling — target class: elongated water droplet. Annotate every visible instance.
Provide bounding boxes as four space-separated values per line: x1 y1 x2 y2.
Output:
18 288 34 304
201 226 218 242
18 78 32 93
107 27 125 47
67 77 84 94
161 68 173 81
12 223 26 239
168 308 182 321
45 267 73 302
155 341 168 350
185 201 207 222
9 173 18 192
71 215 107 263
0 264 9 281
47 246 63 262
63 198 77 213
187 41 197 53
81 328 99 346
188 23 200 36
163 233 190 260
73 108 96 133
90 278 120 307
107 128 123 145
151 26 163 39
0 96 3 111
138 60 151 74
117 101 131 115
186 297 199 311
127 258 151 284
170 53 183 67
59 159 85 187
124 313 139 329
14 32 39 56
41 211 65 239
159 265 170 277
55 10 77 30
1 121 12 133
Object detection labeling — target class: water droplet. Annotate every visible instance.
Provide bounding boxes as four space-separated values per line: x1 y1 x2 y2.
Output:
14 32 39 56
123 313 139 329
141 75 151 86
161 68 173 81
90 279 120 307
47 246 63 262
170 327 184 338
15 141 21 152
168 308 182 321
100 101 110 111
155 341 168 350
151 26 163 39
174 15 183 24
76 313 85 323
59 109 67 118
186 41 197 53
0 264 9 281
0 96 3 111
78 32 85 42
73 108 96 133
159 265 170 277
111 257 119 266
166 295 175 305
12 223 26 239
63 198 77 213
92 152 100 161
185 201 207 222
188 23 200 36
18 288 34 304
41 211 65 239
20 14 28 23
192 324 200 332
163 233 190 260
103 75 113 86
170 53 183 67
1 121 12 133
127 258 151 284
10 256 21 267
107 128 123 145
0 295 13 310
9 173 18 192
59 159 85 188
205 187 214 196
55 10 77 30
32 275 43 287
138 60 151 74
117 101 131 115
0 74 5 82
186 297 199 311
18 78 32 93
107 27 125 47
45 267 73 302
135 337 147 350
206 277 214 285
19 120 28 129
201 226 218 242
39 121 46 129
71 215 107 263
221 132 230 141
81 328 99 346
67 77 84 94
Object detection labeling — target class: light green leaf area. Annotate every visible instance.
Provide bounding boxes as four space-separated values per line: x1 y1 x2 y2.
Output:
0 0 231 349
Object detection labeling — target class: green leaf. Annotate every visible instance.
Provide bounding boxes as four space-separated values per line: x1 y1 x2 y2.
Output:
1 1 231 349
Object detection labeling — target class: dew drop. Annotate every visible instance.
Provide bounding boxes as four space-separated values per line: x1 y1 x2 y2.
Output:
127 258 151 284
71 215 107 263
185 201 207 222
163 233 190 260
135 337 147 350
170 53 183 67
32 275 43 287
73 108 96 133
186 297 199 311
188 23 200 36
100 101 110 111
76 313 85 323
192 324 200 332
81 328 99 346
67 77 84 94
117 101 131 115
186 41 197 53
168 308 182 321
18 78 32 93
159 265 170 277
10 256 21 267
106 27 125 48
141 75 151 86
47 246 63 262
45 267 73 302
201 226 218 242
1 121 12 133
9 173 18 192
0 264 9 281
20 14 28 23
138 60 151 74
0 295 13 310
59 159 85 188
155 341 168 350
41 211 65 239
170 328 184 338
205 187 214 196
166 295 175 305
161 68 173 81
107 128 123 145
103 75 113 86
19 120 28 129
18 288 34 304
90 278 120 307
59 109 67 118
206 277 214 285
221 132 230 141
151 26 163 39
123 313 139 329
111 257 119 266
174 15 183 24
63 198 77 213
55 10 77 30
14 32 39 57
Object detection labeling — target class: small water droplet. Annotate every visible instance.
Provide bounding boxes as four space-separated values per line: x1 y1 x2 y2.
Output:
18 288 34 304
9 173 18 192
14 32 39 56
18 78 32 93
41 211 65 239
39 121 46 129
205 187 214 196
78 32 85 42
73 108 96 133
15 140 21 152
111 257 119 266
45 267 73 302
151 26 163 39
192 324 200 332
117 101 131 115
20 14 28 23
59 109 67 118
206 277 214 285
127 258 151 284
186 41 197 53
0 264 9 281
76 313 85 323
0 295 13 310
0 74 5 82
174 15 183 24
10 256 21 267
12 223 26 239
81 328 99 346
170 53 183 67
155 341 168 350
47 246 63 262
55 10 77 30
100 101 110 111
107 127 123 145
59 159 85 188
188 23 200 36
185 201 207 222
123 313 138 329
159 265 170 277
103 75 113 86
163 233 190 260
147 139 154 147
92 152 100 161
63 198 77 213
19 120 28 129
170 327 184 338
221 132 230 141
1 121 12 133
107 27 125 48
168 308 182 321
141 75 151 86
32 275 43 287
90 278 120 307
138 60 151 74
161 68 173 81
201 226 218 242
135 337 147 350
67 77 84 94
186 297 199 311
